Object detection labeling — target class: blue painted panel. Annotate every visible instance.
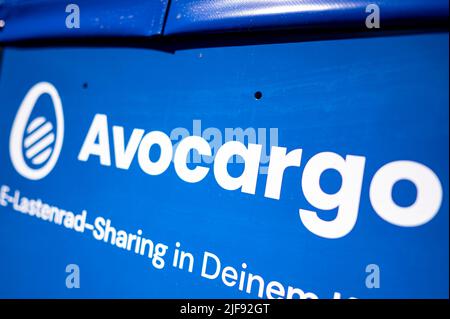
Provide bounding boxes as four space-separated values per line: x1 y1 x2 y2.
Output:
164 0 449 35
0 33 448 298
1 0 449 43
0 0 169 42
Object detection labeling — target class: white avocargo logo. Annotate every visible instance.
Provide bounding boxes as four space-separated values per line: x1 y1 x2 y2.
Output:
10 82 64 180
7 84 443 239
78 114 443 239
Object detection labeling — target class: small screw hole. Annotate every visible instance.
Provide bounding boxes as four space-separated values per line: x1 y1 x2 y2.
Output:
254 91 263 100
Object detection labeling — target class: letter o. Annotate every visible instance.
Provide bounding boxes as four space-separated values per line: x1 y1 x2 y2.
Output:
137 131 173 175
369 161 443 227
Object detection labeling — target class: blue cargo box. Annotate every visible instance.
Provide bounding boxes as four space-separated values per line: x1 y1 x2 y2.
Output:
0 0 448 298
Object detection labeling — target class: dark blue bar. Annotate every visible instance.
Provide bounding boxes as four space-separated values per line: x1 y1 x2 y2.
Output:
0 0 169 42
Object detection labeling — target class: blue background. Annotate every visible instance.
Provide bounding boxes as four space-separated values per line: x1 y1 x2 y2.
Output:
0 0 169 41
0 32 448 298
1 0 448 41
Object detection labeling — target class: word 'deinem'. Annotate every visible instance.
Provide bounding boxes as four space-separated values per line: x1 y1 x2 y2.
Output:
78 114 443 239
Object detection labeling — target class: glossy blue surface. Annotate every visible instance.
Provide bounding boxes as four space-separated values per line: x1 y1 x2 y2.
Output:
0 0 169 42
165 0 449 35
0 33 448 298
0 0 448 42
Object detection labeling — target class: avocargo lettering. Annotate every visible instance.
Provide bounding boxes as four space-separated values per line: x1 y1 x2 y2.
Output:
77 114 443 239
